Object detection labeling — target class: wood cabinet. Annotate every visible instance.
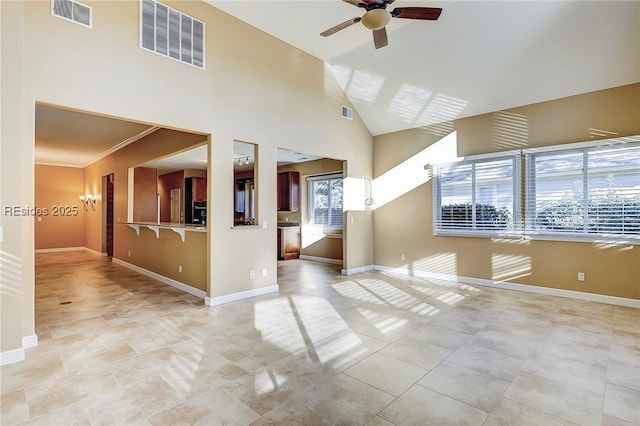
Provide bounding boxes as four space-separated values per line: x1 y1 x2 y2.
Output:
278 227 300 260
277 171 300 212
193 177 207 202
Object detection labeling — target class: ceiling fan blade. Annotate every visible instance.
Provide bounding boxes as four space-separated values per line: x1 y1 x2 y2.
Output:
373 27 388 49
320 17 361 37
391 7 442 20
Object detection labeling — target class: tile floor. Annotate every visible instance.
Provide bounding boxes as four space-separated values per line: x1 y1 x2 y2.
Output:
1 251 639 425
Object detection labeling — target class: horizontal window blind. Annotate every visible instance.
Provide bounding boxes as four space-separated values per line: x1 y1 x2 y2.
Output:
308 174 343 228
434 156 520 235
525 142 640 239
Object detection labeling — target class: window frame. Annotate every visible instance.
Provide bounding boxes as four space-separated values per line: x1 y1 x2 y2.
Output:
524 138 640 244
433 152 522 238
307 173 344 229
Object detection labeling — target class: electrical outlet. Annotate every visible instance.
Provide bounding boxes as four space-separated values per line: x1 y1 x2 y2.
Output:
128 250 131 257
250 270 256 279
350 217 355 225
178 265 183 273
401 254 406 261
262 268 268 277
577 272 585 281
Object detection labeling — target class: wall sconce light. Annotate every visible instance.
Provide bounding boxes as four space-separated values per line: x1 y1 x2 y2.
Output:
79 194 96 211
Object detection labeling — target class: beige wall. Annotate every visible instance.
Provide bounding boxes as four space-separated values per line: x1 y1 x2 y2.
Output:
84 129 208 290
1 0 30 358
373 83 640 300
1 0 373 355
34 165 85 249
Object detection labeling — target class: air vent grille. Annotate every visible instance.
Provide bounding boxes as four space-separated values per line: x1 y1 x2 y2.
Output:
51 0 92 28
141 0 205 69
342 106 353 120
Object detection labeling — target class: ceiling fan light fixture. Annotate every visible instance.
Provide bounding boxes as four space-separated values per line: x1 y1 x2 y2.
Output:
361 9 391 30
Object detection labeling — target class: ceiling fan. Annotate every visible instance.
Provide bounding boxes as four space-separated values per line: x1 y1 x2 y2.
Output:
320 0 442 49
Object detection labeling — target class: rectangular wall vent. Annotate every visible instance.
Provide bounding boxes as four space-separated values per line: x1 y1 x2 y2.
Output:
342 106 353 120
51 0 92 28
140 0 205 69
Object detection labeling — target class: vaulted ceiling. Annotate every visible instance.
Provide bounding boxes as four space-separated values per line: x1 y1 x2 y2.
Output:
209 0 640 136
35 1 640 167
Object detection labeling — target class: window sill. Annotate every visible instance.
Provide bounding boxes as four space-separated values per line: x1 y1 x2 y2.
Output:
524 232 640 246
433 229 639 246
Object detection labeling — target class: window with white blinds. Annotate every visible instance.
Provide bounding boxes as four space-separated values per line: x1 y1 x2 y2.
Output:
434 156 520 236
308 174 344 228
140 0 205 69
51 0 92 28
526 141 640 240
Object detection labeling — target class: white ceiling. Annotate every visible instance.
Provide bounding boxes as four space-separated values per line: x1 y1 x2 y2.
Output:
35 104 157 167
142 145 209 173
209 0 640 136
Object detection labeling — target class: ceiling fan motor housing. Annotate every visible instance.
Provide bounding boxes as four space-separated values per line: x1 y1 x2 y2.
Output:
361 9 391 30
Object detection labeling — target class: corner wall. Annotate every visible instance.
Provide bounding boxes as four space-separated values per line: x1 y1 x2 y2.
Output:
373 83 640 300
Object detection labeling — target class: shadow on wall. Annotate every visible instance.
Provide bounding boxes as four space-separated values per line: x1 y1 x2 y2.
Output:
371 131 461 209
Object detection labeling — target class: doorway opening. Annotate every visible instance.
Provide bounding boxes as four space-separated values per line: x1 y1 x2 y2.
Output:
103 173 114 257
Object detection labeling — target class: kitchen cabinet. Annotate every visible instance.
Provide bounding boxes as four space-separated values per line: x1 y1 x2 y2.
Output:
277 226 300 260
185 176 207 224
278 171 300 212
193 177 207 202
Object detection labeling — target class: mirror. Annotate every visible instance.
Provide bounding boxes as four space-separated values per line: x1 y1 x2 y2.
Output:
233 141 257 226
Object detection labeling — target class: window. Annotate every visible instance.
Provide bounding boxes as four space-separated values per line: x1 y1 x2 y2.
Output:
526 141 640 240
140 0 205 69
434 155 520 236
51 0 92 28
308 174 343 228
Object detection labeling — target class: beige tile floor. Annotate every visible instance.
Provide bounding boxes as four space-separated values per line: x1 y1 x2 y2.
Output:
1 251 639 425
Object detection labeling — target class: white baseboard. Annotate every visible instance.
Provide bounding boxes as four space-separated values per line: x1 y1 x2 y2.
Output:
85 247 108 257
0 334 38 366
22 334 38 349
0 347 25 366
299 255 343 265
374 265 640 309
205 284 279 307
341 264 376 276
112 258 206 299
35 246 84 253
